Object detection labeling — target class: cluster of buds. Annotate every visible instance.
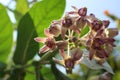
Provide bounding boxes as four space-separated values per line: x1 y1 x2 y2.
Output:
34 6 118 73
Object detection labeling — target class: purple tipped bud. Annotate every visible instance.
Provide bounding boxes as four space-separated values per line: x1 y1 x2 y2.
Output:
78 7 87 16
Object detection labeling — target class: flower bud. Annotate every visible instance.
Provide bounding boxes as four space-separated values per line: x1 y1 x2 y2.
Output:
107 28 118 37
91 20 103 31
71 48 83 61
62 18 73 28
78 7 87 16
49 24 61 36
65 58 74 69
45 38 56 50
76 17 88 29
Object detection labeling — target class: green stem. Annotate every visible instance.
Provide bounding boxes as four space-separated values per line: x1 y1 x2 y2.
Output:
35 66 40 80
39 52 52 64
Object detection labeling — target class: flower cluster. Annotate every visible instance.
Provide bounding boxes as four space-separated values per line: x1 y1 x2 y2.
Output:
34 6 118 73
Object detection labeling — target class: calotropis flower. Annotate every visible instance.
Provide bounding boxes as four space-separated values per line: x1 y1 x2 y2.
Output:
34 6 118 74
53 48 83 73
34 29 56 54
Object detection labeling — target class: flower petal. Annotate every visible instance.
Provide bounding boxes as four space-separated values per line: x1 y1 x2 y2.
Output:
52 57 65 67
61 27 67 39
59 49 67 59
89 48 95 60
34 37 46 43
70 25 80 34
71 48 83 61
44 29 53 38
39 45 49 54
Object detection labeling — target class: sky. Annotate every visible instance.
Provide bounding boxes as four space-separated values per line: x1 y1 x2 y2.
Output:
0 0 120 28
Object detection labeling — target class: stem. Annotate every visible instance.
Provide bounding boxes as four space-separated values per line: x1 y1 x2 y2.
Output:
39 52 52 64
67 43 70 56
35 66 40 80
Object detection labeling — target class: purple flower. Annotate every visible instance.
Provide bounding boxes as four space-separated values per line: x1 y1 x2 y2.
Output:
34 29 56 54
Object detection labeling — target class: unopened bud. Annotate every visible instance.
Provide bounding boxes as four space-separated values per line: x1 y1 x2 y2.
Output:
78 7 87 16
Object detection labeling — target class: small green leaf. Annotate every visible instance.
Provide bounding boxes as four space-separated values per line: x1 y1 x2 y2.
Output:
51 64 71 80
80 25 90 37
29 0 66 36
13 13 39 65
0 4 13 62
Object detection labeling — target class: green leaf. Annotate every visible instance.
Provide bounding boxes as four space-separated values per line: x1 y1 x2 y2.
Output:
25 66 36 80
0 62 6 70
41 65 55 80
16 0 28 14
80 25 90 37
15 0 29 20
0 4 13 62
112 71 120 80
13 13 39 65
29 0 66 36
51 64 71 80
0 62 7 78
8 68 26 80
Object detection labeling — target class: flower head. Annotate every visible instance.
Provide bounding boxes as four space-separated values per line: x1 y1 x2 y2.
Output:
34 6 118 74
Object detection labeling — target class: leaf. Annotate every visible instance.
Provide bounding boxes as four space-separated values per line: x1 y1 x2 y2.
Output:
13 13 39 65
16 0 28 14
8 68 26 80
25 66 36 80
112 71 120 80
80 25 90 37
0 4 13 62
0 62 7 78
51 64 71 80
15 0 29 20
29 0 66 36
41 65 55 80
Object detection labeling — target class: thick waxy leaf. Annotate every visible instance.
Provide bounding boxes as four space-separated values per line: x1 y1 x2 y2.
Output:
13 13 39 65
0 4 13 62
51 64 71 80
15 0 29 20
29 0 66 36
80 25 90 37
16 0 28 15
